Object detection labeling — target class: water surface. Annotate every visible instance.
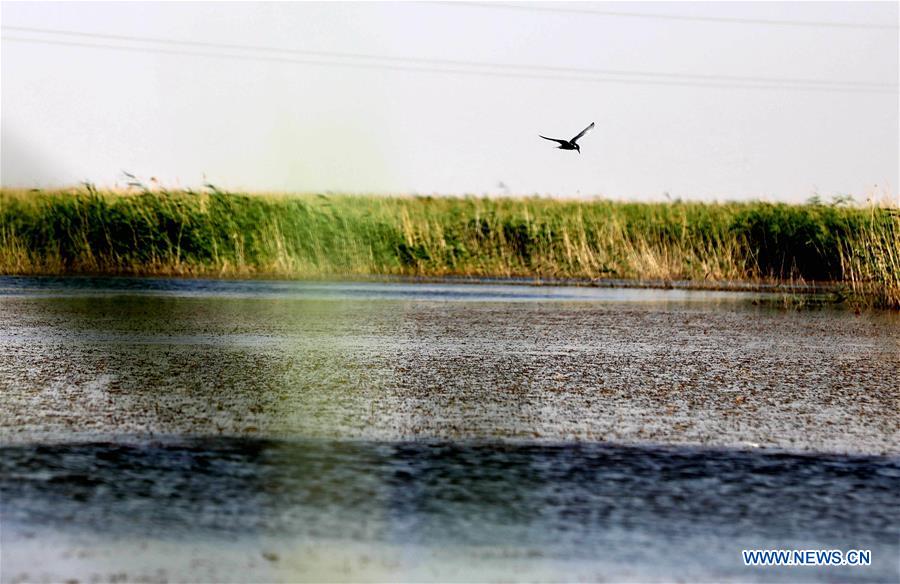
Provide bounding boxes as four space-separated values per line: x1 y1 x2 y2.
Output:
3 438 899 582
1 276 898 582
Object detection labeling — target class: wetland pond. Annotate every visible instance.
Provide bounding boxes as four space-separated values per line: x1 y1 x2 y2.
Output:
1 277 898 582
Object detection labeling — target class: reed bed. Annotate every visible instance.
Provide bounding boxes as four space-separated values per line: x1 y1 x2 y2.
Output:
1 186 896 308
839 206 900 308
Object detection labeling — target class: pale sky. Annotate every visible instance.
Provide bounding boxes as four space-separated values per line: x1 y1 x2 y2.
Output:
1 1 898 202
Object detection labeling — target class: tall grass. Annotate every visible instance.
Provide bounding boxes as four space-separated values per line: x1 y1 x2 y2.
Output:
839 207 900 308
1 186 896 307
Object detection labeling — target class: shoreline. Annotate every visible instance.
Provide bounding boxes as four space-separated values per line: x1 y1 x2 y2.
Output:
1 270 844 294
3 188 896 308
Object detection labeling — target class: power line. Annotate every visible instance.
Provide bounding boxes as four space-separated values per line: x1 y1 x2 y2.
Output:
3 25 895 91
440 2 900 30
4 35 892 94
2 35 896 94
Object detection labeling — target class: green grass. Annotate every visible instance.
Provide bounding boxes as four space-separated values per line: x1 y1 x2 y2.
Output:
1 186 897 308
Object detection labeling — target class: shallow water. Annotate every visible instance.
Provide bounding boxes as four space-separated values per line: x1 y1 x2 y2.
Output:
1 276 898 582
0 275 769 302
3 439 899 583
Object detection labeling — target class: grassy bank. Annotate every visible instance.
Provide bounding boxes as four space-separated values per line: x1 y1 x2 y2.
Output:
1 186 897 307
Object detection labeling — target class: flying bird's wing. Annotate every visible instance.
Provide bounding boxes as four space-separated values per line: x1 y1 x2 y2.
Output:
540 135 568 145
570 122 595 143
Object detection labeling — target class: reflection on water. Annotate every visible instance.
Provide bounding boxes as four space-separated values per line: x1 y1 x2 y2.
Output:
2 439 899 581
0 275 771 302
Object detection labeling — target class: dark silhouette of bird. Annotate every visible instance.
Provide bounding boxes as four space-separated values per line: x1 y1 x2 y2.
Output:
539 122 594 154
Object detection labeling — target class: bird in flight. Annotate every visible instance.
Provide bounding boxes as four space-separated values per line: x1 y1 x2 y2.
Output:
539 122 594 154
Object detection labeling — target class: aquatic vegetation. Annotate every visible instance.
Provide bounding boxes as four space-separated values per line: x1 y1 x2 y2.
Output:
0 186 896 307
839 206 900 309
